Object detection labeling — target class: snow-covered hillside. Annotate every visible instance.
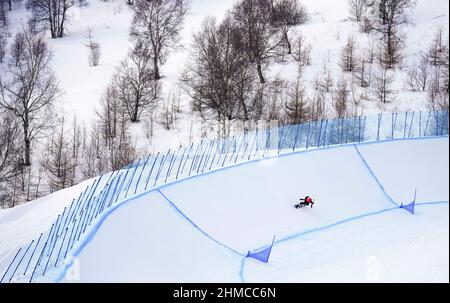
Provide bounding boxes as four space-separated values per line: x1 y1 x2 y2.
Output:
6 0 449 155
0 0 448 284
1 0 448 210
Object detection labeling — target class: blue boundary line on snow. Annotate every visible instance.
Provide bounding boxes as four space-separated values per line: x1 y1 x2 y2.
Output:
239 257 247 283
353 144 399 207
416 201 449 206
274 200 449 246
157 136 448 191
53 187 245 283
156 189 245 257
52 136 448 282
239 200 449 283
272 199 449 249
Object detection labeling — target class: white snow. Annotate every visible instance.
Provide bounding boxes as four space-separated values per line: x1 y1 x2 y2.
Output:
59 191 242 283
47 137 449 283
1 0 448 283
5 0 448 156
244 203 449 283
0 178 95 273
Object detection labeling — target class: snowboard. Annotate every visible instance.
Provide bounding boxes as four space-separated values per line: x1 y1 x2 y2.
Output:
294 203 315 209
294 204 307 209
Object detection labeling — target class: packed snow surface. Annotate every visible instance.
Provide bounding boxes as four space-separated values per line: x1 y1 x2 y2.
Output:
47 137 448 283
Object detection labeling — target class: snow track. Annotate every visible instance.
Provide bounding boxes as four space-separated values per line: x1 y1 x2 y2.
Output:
52 137 448 283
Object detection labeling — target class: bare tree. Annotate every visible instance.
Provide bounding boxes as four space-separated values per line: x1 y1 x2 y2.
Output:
373 64 395 103
0 113 21 207
349 0 367 22
370 0 413 28
28 0 76 38
340 36 358 72
41 116 75 192
379 28 405 68
158 91 180 130
131 0 189 80
406 54 430 92
427 69 448 111
85 27 101 66
427 49 449 111
183 16 255 136
292 32 312 67
95 90 137 172
97 84 121 143
428 88 449 111
285 75 310 124
0 27 59 166
108 113 137 171
360 14 373 33
292 32 305 62
442 43 449 94
333 77 349 118
159 94 174 131
81 124 106 178
350 79 365 114
369 0 413 68
113 41 161 123
232 0 279 84
427 27 446 67
320 69 334 93
355 58 373 87
266 76 286 122
69 116 81 186
272 0 309 55
310 90 326 121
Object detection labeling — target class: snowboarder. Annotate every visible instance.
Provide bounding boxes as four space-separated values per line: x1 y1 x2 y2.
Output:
295 196 315 209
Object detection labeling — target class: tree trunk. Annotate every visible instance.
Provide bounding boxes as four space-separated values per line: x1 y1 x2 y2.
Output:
256 62 265 84
154 57 161 80
58 10 66 38
284 32 292 55
240 97 249 121
23 123 31 167
132 100 139 122
58 23 64 38
50 17 56 39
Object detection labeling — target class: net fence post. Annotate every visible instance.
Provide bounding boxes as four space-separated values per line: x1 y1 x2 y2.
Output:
377 113 382 141
176 147 188 179
408 111 415 138
424 110 431 136
135 154 152 194
24 233 43 276
1 248 22 283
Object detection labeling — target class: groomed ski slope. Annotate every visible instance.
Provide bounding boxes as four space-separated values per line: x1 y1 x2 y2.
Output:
53 137 448 283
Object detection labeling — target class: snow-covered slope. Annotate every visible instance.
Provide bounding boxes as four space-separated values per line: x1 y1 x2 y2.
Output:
1 0 448 283
41 137 448 283
6 0 449 155
0 178 95 273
